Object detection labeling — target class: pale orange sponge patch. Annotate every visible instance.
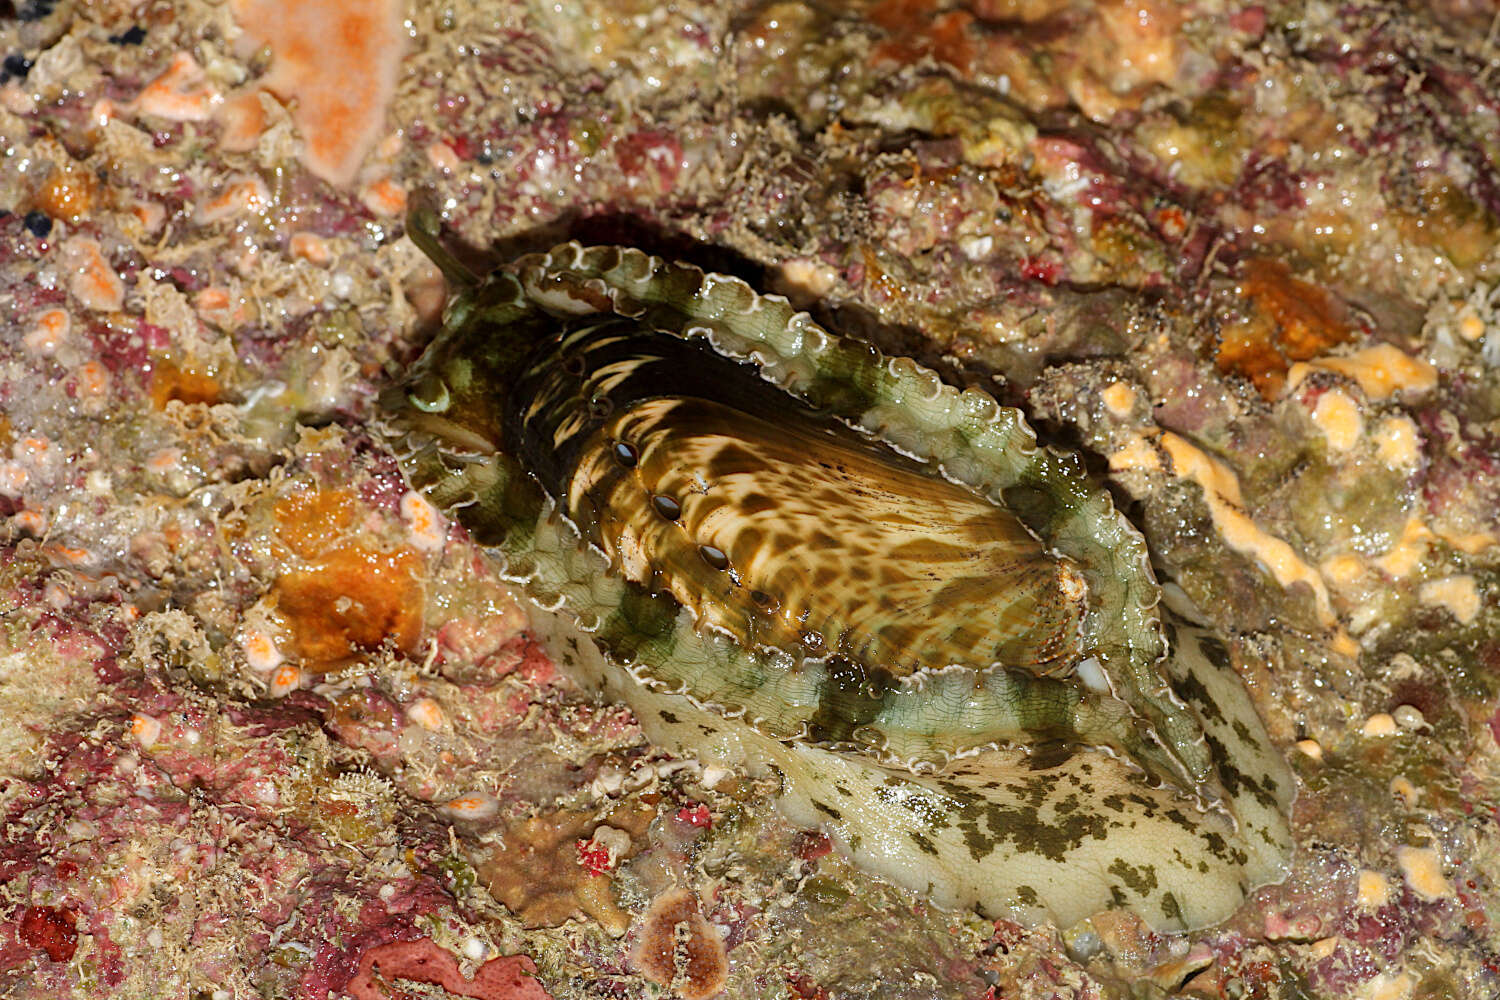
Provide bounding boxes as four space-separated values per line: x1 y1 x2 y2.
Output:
230 0 406 186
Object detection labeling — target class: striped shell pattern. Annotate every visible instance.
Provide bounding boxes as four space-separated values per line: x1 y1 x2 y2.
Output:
381 220 1294 932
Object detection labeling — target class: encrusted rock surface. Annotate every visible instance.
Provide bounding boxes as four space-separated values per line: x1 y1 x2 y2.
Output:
1 0 1497 997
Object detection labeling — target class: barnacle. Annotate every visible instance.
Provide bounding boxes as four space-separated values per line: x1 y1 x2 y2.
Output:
380 210 1294 932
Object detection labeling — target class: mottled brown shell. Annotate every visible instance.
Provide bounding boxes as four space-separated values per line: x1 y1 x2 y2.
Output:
382 232 1295 930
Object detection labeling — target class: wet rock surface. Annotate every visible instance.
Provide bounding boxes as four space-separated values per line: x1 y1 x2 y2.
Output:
1 0 1498 996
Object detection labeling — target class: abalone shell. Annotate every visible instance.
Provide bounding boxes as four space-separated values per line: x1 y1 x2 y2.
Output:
381 216 1294 931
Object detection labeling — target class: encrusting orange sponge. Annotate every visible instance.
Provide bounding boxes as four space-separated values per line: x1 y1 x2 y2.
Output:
230 0 406 186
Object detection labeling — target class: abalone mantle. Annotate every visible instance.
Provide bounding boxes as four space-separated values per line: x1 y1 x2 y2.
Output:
381 230 1294 931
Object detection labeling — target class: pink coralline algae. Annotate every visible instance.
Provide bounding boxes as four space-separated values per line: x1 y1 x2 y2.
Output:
345 939 553 1000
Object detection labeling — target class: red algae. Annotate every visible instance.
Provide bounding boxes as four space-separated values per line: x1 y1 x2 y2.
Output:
229 0 406 186
17 906 78 964
346 940 553 1000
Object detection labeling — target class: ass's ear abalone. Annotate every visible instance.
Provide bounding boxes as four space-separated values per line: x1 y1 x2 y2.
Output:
381 221 1294 932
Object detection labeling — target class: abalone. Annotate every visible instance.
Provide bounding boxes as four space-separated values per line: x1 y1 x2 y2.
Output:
381 212 1294 932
